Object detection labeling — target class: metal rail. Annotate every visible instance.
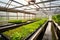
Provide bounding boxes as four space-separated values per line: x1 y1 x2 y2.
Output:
52 21 60 40
0 20 35 33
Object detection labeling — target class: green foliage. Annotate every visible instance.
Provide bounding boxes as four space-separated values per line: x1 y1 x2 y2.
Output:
32 18 40 21
21 20 27 22
3 18 47 40
0 18 5 20
8 20 22 24
52 14 60 24
8 18 41 24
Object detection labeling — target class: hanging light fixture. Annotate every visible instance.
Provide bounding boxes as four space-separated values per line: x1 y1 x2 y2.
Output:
25 0 36 4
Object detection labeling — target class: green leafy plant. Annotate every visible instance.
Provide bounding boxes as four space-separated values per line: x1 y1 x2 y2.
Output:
3 18 47 40
8 20 22 24
52 14 60 25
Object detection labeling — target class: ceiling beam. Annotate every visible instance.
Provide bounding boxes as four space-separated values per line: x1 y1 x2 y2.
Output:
12 0 24 6
0 7 36 15
24 5 60 10
43 5 60 8
0 1 16 6
10 0 33 10
12 0 55 8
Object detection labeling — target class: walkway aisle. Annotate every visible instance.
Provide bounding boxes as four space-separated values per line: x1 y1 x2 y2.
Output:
42 22 52 40
42 15 52 40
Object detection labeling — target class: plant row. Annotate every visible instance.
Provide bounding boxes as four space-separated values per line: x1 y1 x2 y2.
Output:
2 18 47 40
52 14 60 25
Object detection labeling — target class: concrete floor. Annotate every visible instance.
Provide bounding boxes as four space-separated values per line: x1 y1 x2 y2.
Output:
42 22 52 40
42 16 52 40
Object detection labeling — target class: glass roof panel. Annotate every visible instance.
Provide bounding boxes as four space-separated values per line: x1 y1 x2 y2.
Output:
0 0 60 14
29 5 36 8
0 3 6 7
14 0 28 5
44 2 49 7
0 0 9 3
43 0 48 1
15 8 24 10
22 7 31 10
9 5 15 8
10 2 22 8
50 1 60 6
38 4 44 7
36 0 41 3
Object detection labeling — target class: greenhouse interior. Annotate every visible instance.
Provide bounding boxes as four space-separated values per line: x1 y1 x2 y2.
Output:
0 0 60 40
